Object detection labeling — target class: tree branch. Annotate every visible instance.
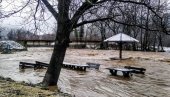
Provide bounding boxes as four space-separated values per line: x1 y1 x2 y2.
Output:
96 0 162 18
34 0 40 33
76 17 161 32
75 17 113 27
41 0 58 20
113 0 170 34
74 0 170 34
71 0 98 27
114 0 162 18
0 0 31 18
110 18 159 32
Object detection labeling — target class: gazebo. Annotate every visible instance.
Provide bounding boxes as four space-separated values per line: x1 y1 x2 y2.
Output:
104 33 139 59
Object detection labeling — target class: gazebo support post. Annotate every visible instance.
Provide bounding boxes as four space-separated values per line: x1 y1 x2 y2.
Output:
119 42 123 59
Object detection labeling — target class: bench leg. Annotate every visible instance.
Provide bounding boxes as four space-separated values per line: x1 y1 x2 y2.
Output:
110 70 117 76
80 67 82 70
65 65 68 68
72 66 75 69
123 72 130 77
84 67 86 71
22 64 25 69
78 67 81 70
34 64 38 70
64 64 67 68
19 65 24 69
113 70 117 76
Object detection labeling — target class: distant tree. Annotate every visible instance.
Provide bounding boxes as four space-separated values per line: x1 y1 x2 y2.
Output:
7 28 39 40
40 33 55 40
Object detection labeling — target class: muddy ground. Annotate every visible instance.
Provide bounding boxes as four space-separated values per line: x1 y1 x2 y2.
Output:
0 47 170 97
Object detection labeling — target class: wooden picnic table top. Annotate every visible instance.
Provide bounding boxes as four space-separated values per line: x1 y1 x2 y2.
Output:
63 62 88 67
124 66 146 71
107 68 133 72
20 62 36 65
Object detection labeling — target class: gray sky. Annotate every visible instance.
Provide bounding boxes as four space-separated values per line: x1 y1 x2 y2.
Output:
0 0 56 34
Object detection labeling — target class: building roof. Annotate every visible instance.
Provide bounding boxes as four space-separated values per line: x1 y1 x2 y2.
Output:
17 39 54 42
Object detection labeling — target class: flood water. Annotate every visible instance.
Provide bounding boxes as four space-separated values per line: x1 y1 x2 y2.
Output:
0 47 170 97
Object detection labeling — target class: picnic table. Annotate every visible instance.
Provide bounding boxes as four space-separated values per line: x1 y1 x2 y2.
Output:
19 61 48 70
19 62 36 69
19 61 98 71
63 62 89 71
86 62 100 70
107 68 133 77
124 66 146 74
35 61 48 68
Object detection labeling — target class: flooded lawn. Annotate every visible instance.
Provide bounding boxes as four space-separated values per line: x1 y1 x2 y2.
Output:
0 47 170 97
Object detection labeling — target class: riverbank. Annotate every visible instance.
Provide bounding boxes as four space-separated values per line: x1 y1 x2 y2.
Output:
0 76 72 97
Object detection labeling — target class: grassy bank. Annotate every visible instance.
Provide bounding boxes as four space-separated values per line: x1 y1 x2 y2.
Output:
0 77 72 97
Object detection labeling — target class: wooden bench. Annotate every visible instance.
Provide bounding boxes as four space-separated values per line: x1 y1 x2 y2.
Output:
19 62 36 69
62 62 88 71
35 61 49 68
124 66 146 74
106 68 133 77
86 62 100 70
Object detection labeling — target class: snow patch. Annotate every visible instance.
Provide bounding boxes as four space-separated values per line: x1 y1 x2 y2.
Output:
0 40 25 50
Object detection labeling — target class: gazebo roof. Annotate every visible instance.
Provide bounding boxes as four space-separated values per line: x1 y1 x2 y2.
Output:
104 33 139 42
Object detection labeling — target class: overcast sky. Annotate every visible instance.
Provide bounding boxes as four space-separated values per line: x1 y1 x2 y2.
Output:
0 0 56 35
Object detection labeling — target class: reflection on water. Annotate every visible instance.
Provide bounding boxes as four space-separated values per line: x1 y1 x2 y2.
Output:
19 68 25 73
0 47 170 97
108 75 132 81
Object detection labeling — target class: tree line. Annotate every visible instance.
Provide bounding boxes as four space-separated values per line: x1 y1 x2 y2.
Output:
71 0 169 51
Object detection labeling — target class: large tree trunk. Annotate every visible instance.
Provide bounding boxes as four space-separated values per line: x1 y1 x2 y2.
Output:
43 23 72 86
42 0 71 86
43 42 67 86
42 20 72 85
43 22 72 86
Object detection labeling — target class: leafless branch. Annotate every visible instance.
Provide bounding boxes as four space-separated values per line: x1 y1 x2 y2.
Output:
71 0 98 27
75 17 114 27
34 0 40 33
76 16 162 32
41 0 58 20
0 0 31 18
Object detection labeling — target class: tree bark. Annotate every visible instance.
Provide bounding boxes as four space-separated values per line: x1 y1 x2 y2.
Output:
42 21 72 86
42 0 72 86
42 19 72 85
43 43 67 86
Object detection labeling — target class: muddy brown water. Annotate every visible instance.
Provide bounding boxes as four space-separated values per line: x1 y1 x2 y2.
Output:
0 47 170 97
